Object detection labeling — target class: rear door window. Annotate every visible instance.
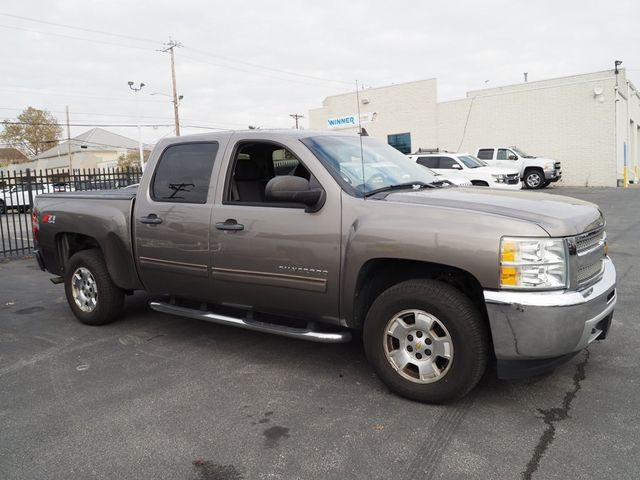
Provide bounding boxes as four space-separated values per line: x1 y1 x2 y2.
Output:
416 157 439 169
152 142 218 203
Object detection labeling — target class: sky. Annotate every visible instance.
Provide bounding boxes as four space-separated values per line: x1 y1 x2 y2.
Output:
1 0 639 148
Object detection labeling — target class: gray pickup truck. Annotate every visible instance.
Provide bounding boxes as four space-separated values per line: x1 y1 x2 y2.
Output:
33 130 616 403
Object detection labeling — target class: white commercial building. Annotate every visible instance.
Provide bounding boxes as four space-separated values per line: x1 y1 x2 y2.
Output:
309 69 640 187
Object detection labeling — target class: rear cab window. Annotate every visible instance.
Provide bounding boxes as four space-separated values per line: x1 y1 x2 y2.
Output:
477 149 494 160
152 143 219 203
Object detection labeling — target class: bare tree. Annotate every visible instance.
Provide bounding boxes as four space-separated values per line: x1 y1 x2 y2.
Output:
116 150 150 169
0 107 63 156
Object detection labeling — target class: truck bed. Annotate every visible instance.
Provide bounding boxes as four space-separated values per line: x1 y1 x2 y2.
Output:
36 190 137 201
34 189 140 290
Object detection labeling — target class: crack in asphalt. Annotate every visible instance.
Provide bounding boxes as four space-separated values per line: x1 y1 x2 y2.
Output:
521 349 590 480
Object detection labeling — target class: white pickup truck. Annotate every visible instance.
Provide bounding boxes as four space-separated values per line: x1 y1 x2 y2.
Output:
475 147 562 189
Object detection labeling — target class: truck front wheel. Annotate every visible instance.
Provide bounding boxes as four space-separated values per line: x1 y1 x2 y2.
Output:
523 169 545 189
363 279 489 403
64 249 124 325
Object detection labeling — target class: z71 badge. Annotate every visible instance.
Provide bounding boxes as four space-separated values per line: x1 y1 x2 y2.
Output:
42 214 56 224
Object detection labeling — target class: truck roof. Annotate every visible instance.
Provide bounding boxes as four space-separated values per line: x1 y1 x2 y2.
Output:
158 129 350 146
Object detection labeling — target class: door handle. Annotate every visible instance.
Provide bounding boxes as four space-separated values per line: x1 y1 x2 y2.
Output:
140 214 163 225
215 219 244 231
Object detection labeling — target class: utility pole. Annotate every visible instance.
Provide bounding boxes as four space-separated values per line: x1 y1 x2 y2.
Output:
161 38 183 136
128 81 146 167
65 105 73 174
289 113 304 129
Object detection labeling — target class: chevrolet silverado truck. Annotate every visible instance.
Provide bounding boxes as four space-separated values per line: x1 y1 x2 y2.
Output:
476 146 562 189
32 130 616 404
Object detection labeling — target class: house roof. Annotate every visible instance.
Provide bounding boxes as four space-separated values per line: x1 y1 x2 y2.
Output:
33 128 141 160
0 147 28 162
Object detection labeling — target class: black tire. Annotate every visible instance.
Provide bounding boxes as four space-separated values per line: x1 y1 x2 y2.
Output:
523 169 545 189
363 279 489 404
64 249 124 325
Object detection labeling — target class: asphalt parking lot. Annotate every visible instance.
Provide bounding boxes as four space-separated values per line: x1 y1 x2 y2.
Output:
1 186 638 480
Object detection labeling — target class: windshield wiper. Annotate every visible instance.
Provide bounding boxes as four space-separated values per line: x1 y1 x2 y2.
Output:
364 181 435 198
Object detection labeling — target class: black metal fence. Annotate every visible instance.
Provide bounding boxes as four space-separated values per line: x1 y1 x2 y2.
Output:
0 167 142 257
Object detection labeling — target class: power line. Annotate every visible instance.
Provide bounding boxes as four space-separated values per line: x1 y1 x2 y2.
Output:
0 107 250 129
0 106 175 121
2 121 174 127
1 121 235 130
0 12 159 44
289 113 304 129
0 85 165 103
179 52 346 88
1 22 350 88
0 23 154 52
185 47 352 86
0 11 353 86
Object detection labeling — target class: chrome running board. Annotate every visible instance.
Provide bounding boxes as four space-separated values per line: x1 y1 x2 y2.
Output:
149 301 352 344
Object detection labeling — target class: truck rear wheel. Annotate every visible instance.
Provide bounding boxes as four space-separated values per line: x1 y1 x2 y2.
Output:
363 279 489 404
64 249 124 326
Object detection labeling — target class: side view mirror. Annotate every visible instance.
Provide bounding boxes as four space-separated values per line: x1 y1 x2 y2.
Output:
508 154 518 160
265 176 325 213
451 163 462 170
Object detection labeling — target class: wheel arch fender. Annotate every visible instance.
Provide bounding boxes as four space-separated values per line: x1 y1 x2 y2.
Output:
55 231 142 290
344 257 491 333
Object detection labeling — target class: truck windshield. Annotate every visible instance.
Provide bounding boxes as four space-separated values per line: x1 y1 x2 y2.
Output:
458 155 486 168
301 135 440 196
511 146 534 158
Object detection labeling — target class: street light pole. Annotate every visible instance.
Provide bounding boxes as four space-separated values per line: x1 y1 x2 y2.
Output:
128 81 145 168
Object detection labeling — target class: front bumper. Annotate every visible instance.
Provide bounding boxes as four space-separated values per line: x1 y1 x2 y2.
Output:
490 180 522 190
483 257 616 363
544 169 562 182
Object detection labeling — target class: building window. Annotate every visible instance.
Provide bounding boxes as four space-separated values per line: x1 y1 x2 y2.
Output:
387 133 411 154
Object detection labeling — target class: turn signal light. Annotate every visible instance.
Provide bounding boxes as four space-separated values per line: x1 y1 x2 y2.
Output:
500 266 518 286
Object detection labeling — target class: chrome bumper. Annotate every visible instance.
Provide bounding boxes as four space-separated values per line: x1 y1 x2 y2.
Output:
544 169 562 181
484 257 616 360
491 181 523 190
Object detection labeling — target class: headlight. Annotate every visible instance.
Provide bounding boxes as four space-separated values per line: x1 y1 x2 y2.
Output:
491 174 507 183
500 237 568 290
544 161 554 170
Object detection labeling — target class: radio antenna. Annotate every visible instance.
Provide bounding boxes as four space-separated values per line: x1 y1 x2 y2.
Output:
355 80 366 198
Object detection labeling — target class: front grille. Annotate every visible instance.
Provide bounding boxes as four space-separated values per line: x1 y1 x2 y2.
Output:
577 260 604 285
576 228 605 255
554 162 561 170
574 227 606 288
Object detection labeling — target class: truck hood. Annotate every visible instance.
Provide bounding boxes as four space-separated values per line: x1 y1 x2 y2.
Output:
384 188 603 237
526 156 558 166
